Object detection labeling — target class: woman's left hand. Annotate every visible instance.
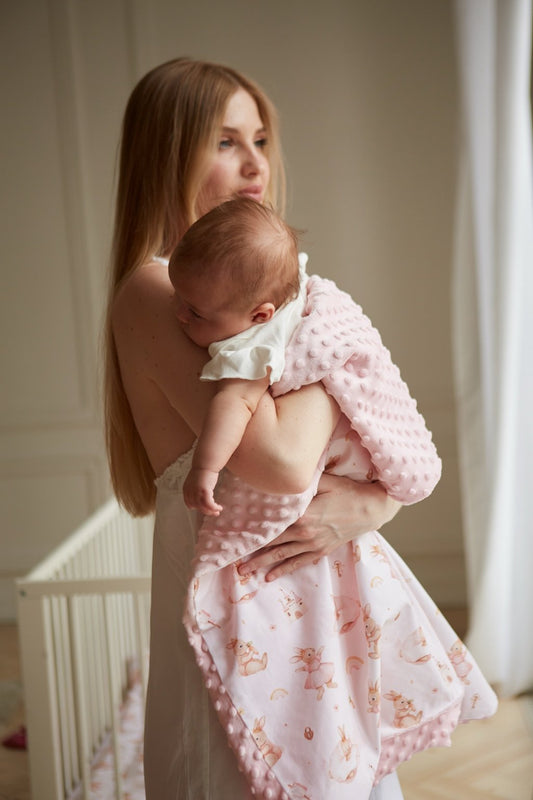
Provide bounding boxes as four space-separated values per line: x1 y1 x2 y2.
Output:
237 473 402 582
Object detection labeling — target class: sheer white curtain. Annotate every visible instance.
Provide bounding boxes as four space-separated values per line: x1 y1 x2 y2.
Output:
452 0 533 697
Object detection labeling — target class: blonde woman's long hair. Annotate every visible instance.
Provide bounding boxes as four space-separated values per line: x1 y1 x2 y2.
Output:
104 58 285 515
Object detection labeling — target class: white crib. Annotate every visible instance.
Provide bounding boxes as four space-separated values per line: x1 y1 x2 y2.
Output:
16 498 153 800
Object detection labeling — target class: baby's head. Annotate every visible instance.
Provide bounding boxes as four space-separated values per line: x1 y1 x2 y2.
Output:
169 197 300 347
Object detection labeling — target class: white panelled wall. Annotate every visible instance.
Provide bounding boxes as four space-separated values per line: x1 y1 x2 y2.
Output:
1 0 462 620
0 1 132 618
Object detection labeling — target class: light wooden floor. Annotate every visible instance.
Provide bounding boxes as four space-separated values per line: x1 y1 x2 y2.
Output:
1 621 532 800
397 695 533 799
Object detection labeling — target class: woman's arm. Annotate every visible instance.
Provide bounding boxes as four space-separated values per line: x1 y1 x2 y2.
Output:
227 384 340 494
238 473 402 581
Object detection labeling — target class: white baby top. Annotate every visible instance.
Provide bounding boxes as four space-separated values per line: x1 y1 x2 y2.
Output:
201 254 309 385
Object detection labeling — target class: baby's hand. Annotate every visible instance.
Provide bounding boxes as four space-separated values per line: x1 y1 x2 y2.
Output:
183 467 223 516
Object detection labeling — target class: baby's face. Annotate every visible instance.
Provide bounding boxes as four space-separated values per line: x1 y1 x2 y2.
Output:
171 273 253 348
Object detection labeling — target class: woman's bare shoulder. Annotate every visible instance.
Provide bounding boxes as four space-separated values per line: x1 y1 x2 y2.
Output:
111 261 214 438
111 261 195 373
112 260 173 332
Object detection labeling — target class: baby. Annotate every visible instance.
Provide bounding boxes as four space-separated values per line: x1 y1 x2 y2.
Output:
169 197 305 515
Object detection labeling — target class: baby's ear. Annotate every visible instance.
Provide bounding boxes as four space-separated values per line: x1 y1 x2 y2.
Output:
251 302 275 324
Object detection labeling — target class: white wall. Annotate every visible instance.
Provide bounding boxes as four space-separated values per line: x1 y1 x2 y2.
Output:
0 0 463 619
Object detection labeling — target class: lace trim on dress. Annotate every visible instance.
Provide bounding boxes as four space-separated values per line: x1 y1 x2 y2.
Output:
154 443 196 492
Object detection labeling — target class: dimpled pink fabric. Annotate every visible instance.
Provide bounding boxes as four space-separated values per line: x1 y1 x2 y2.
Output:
183 276 498 800
273 275 442 504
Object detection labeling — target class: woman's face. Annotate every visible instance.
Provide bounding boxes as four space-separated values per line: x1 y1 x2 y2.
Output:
197 88 271 216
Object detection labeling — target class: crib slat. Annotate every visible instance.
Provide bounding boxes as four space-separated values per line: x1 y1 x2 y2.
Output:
17 592 65 800
91 595 108 756
104 594 125 800
53 595 80 795
70 595 93 800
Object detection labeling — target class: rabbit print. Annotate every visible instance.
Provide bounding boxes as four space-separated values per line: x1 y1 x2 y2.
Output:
448 639 473 684
384 691 423 728
367 680 380 714
226 639 268 676
362 603 381 659
252 716 282 767
328 726 359 783
291 646 337 701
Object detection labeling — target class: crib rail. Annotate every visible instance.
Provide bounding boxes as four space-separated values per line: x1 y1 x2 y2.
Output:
17 497 153 800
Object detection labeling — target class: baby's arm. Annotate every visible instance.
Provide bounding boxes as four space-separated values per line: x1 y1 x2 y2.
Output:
183 375 270 514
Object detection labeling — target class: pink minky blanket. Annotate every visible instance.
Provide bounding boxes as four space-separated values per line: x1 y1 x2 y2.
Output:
184 276 497 800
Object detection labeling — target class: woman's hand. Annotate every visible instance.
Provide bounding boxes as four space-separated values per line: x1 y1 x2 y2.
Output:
238 473 401 582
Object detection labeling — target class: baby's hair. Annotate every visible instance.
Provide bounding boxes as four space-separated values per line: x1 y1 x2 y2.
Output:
170 197 301 310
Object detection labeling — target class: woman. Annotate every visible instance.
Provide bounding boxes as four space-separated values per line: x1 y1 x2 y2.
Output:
105 58 409 799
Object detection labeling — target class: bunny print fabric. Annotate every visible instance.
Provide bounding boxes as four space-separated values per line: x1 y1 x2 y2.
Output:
182 275 498 800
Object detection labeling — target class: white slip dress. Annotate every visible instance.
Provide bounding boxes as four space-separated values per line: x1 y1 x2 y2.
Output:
144 448 253 800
